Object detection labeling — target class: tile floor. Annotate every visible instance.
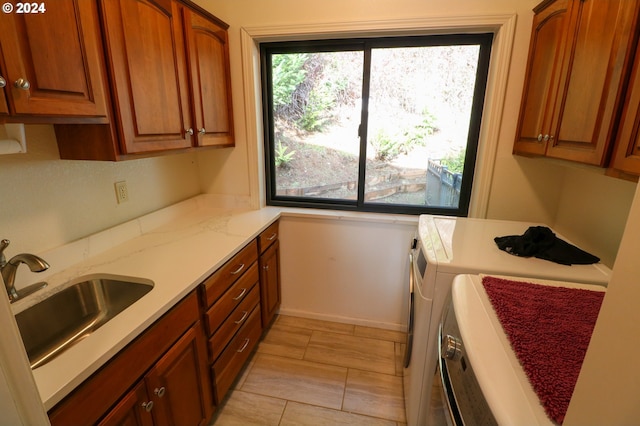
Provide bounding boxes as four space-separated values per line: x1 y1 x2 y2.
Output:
209 315 407 426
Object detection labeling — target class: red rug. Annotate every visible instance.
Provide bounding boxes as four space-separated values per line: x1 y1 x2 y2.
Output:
481 276 604 424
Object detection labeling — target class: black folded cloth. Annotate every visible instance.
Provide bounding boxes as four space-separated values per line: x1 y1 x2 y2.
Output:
494 226 600 265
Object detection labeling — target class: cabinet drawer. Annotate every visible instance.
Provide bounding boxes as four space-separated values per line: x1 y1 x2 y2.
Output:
202 240 258 307
204 263 258 336
212 307 262 403
208 284 260 362
258 221 279 253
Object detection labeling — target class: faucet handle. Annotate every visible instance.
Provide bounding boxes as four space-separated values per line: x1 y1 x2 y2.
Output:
0 239 9 267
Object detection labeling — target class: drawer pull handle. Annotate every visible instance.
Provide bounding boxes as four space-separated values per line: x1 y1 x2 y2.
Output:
230 263 245 275
154 387 166 398
233 288 247 301
142 401 154 412
235 310 249 324
237 338 250 353
267 233 277 241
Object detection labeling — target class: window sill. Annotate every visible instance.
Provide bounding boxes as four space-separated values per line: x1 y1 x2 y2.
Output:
279 206 420 226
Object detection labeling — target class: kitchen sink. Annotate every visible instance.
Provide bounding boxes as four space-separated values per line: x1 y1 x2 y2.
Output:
15 274 154 369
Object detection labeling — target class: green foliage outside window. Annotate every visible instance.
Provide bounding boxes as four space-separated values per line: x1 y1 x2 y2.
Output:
441 150 466 174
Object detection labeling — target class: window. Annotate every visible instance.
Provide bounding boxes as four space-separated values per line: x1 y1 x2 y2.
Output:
261 34 492 216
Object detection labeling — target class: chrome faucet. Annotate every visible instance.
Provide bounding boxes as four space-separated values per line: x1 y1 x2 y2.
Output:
0 239 49 303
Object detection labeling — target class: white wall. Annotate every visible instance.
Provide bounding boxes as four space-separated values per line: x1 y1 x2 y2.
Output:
564 182 640 424
0 125 201 256
552 167 637 267
279 215 416 330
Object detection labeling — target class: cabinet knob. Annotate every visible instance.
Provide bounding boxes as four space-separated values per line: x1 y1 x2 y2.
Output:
141 401 154 412
198 128 206 135
185 128 194 136
14 78 30 90
543 134 550 142
0 76 6 88
537 133 543 142
264 265 269 271
154 386 166 398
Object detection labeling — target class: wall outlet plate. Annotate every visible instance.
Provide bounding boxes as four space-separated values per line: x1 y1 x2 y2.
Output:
115 181 129 204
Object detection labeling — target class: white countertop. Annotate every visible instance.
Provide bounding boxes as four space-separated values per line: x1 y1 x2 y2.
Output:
12 197 281 410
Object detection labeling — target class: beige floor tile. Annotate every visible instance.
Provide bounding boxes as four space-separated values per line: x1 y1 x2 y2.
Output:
257 323 313 359
210 390 285 425
277 315 355 335
280 401 397 426
304 331 396 375
395 342 406 376
343 369 406 423
354 325 406 343
240 353 348 410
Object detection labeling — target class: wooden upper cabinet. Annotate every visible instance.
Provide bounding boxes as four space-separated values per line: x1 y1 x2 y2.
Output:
55 0 234 160
0 0 108 121
101 0 192 154
514 0 571 156
184 8 234 147
514 0 640 166
609 40 640 177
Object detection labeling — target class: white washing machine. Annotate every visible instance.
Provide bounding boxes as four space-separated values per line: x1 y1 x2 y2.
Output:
439 273 606 425
403 215 611 426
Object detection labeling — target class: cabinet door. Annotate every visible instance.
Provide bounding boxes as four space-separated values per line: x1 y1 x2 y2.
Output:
145 322 213 426
0 1 108 118
545 0 639 165
0 84 8 115
259 240 281 327
610 41 640 176
98 382 154 426
184 9 234 147
101 0 192 154
513 0 571 156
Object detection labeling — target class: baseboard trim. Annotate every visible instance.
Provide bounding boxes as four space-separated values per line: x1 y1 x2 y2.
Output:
277 308 406 333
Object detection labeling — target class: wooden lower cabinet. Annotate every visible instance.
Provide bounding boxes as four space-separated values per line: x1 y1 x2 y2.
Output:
259 240 281 328
148 323 212 425
258 220 281 328
49 225 282 426
48 292 213 426
98 382 154 426
211 307 262 402
199 239 263 404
